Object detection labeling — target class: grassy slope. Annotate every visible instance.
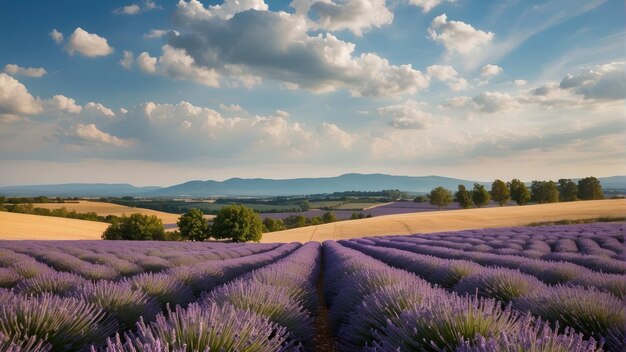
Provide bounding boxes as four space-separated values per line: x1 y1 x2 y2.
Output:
0 211 108 240
260 199 626 243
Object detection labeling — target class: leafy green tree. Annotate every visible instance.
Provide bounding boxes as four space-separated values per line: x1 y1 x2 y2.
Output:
177 208 211 241
322 211 337 223
577 177 603 200
558 179 578 202
262 217 286 232
509 179 530 205
298 200 310 211
413 195 426 203
530 181 559 204
490 179 510 206
455 185 474 209
284 215 308 228
429 187 453 210
102 214 166 240
471 183 491 208
211 205 263 242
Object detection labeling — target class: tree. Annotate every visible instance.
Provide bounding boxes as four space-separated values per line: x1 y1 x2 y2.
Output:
490 179 510 206
471 183 491 208
211 205 263 242
102 213 166 240
558 179 578 202
429 187 453 210
177 208 211 241
262 217 285 232
509 179 530 205
299 200 310 211
530 181 559 204
577 177 603 200
283 215 308 228
413 195 426 203
321 211 337 223
455 185 474 209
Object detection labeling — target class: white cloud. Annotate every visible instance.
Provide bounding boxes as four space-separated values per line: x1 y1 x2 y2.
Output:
64 28 114 57
219 103 247 113
428 14 494 55
120 51 134 70
176 0 268 21
442 95 471 108
319 122 354 148
294 0 394 36
84 102 115 117
559 61 626 100
472 91 519 113
480 64 503 78
143 29 179 39
0 73 43 119
408 0 453 13
427 64 469 91
378 100 433 129
137 45 220 87
166 3 429 96
137 52 157 73
114 4 141 15
514 79 528 87
3 64 47 78
69 124 133 147
49 29 63 44
46 95 83 114
113 0 161 15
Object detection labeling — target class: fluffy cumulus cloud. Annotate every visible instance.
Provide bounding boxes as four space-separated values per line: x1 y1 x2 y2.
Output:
408 0 453 13
428 14 494 55
427 65 469 91
113 0 160 15
292 0 394 36
84 102 115 117
136 46 220 86
472 92 519 113
120 51 134 69
3 64 47 78
176 0 268 20
559 61 626 101
378 100 433 129
143 29 179 39
480 64 503 78
67 124 133 147
159 1 428 96
319 122 354 148
0 73 43 119
64 28 114 57
45 95 83 114
49 29 63 44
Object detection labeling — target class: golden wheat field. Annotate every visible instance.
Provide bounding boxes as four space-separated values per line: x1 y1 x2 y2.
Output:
0 211 108 240
260 199 626 243
32 200 184 224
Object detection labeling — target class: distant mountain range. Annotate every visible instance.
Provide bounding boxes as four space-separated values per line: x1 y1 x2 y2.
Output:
1 174 625 197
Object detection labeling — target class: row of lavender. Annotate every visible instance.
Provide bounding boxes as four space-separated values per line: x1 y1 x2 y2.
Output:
0 240 321 351
0 240 281 287
323 240 606 351
386 223 625 273
340 240 624 350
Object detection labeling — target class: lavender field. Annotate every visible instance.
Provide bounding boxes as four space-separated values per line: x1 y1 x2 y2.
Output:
0 222 624 351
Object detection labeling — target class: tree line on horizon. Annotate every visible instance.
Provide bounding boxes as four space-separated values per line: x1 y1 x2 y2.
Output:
428 176 604 210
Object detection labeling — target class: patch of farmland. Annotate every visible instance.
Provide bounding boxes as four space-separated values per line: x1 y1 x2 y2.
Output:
261 198 626 243
0 211 108 240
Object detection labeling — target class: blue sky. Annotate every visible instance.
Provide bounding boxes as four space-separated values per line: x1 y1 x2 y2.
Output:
0 0 624 186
